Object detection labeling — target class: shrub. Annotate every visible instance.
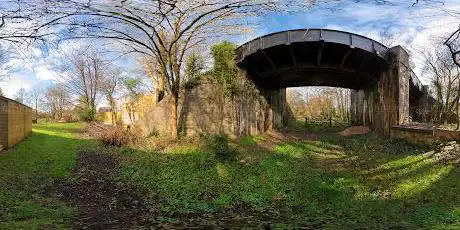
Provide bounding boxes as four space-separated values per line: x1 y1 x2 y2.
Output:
203 134 235 161
86 123 139 146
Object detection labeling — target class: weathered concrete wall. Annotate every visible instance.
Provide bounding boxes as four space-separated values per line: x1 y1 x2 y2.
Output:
391 126 460 145
135 82 271 137
0 96 32 150
261 88 293 130
134 45 411 138
410 86 435 123
350 46 410 136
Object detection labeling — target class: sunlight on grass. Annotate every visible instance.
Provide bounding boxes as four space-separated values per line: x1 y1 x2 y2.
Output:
375 153 432 171
166 144 201 155
393 165 453 199
239 135 265 146
0 122 88 229
119 128 460 228
216 163 230 181
274 142 309 158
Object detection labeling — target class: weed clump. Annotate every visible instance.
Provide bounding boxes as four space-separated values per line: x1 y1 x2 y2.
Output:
86 123 139 146
203 134 235 161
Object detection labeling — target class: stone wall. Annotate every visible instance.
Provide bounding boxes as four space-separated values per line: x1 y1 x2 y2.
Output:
261 88 293 129
135 82 273 137
409 85 435 123
134 47 412 138
391 126 460 145
350 46 410 136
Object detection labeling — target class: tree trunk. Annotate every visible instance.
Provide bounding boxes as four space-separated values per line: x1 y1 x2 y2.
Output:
457 79 460 130
170 94 179 138
35 99 38 121
112 111 116 125
153 89 165 104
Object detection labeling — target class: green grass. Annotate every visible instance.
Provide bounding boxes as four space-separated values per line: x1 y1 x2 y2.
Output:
0 122 90 229
1 122 459 228
119 129 460 229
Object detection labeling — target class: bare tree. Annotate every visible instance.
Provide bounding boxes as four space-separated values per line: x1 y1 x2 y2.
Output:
335 88 350 122
60 49 106 121
14 87 26 103
379 29 396 47
35 0 320 138
423 42 460 126
27 86 43 120
0 1 54 44
102 67 120 125
141 56 166 104
44 84 71 120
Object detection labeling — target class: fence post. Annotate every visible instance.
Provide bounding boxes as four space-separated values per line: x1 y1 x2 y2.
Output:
329 116 332 127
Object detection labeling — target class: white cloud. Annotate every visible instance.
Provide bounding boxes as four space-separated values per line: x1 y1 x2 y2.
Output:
35 65 60 81
0 75 33 98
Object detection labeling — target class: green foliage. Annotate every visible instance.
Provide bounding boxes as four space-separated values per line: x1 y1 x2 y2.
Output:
210 41 262 102
211 41 239 97
74 96 96 121
203 134 235 161
0 122 92 228
184 53 205 88
122 77 142 102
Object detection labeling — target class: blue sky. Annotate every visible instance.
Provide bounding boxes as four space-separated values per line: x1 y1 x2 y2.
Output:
1 0 460 98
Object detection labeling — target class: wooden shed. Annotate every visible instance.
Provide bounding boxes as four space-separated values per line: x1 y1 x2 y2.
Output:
0 96 32 150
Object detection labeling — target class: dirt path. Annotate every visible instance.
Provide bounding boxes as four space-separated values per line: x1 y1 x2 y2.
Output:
256 130 319 150
46 149 148 229
44 148 289 229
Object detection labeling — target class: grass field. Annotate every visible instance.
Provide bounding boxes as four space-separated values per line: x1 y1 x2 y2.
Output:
119 131 460 229
0 122 90 229
0 122 459 229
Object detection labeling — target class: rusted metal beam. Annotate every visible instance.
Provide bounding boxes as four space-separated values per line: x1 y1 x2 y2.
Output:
340 48 353 69
289 45 297 68
317 41 324 66
259 49 278 73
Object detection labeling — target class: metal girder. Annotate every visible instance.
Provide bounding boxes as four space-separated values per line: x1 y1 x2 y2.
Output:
289 45 297 68
236 28 390 63
317 41 325 66
259 49 277 73
340 48 353 69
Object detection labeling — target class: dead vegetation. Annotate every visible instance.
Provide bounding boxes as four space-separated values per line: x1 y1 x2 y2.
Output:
338 126 371 136
85 123 139 146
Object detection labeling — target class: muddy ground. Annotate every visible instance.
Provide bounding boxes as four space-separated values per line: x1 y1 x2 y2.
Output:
44 149 291 229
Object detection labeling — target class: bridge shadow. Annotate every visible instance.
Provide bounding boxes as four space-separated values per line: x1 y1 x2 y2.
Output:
232 125 460 228
117 123 460 228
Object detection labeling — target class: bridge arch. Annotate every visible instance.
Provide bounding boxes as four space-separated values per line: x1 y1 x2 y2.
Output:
236 29 413 135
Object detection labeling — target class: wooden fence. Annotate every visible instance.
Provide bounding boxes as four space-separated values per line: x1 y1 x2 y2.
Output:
0 96 32 150
304 117 350 127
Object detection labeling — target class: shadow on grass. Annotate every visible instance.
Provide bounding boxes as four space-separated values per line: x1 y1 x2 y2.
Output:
262 130 460 228
116 126 460 229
